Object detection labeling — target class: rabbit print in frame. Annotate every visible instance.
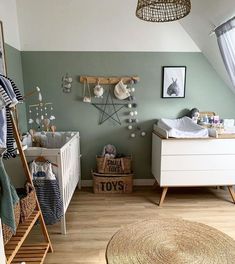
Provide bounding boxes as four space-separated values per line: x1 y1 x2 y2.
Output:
162 66 186 98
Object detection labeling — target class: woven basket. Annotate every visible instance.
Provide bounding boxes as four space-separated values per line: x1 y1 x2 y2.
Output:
17 182 36 223
92 171 133 194
96 156 132 174
2 201 20 245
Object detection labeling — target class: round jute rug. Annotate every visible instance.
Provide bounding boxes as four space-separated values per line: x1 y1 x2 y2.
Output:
106 217 235 264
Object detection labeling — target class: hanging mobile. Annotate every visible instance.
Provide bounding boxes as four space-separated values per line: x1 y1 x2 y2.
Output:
28 107 34 126
49 105 56 121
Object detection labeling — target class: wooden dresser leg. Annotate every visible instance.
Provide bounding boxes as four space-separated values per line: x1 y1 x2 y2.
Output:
227 186 235 204
159 187 168 207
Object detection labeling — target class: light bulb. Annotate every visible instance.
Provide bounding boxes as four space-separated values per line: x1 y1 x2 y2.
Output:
130 133 136 138
130 111 134 116
128 125 133 130
131 87 135 93
64 83 72 89
141 131 146 137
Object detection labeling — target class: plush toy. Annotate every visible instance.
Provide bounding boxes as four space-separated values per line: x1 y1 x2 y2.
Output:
102 144 117 158
187 108 200 123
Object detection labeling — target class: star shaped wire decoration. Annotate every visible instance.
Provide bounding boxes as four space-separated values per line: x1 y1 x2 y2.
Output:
92 88 126 125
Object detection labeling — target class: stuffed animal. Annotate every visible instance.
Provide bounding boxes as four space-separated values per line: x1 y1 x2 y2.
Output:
102 144 117 158
187 108 200 123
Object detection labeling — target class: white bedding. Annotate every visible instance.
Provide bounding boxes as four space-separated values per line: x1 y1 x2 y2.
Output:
155 116 209 138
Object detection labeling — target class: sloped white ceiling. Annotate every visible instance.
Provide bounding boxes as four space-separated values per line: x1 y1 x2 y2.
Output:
180 0 235 90
16 0 200 52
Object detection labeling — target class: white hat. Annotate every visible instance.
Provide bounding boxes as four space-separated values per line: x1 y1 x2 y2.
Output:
94 84 104 98
114 80 130 100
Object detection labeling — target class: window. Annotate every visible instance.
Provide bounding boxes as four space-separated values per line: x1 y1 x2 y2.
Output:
215 17 235 88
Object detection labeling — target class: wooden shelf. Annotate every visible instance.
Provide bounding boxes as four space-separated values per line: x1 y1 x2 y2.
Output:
11 243 49 264
5 210 40 264
80 75 140 85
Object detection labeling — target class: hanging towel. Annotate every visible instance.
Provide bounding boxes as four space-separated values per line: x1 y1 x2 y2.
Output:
0 76 18 107
0 85 12 109
0 75 24 159
30 161 63 225
0 157 19 233
0 108 7 149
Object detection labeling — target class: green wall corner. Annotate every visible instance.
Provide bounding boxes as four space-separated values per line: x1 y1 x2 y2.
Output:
5 44 27 132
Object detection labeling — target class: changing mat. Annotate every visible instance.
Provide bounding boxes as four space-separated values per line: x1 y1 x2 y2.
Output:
155 116 209 138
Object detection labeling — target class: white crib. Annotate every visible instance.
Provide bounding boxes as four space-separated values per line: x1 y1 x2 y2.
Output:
24 131 81 234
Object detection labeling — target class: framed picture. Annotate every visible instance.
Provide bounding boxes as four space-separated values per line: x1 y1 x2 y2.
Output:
0 21 7 75
162 66 186 98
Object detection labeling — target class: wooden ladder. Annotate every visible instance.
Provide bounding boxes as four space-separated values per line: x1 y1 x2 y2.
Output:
4 108 53 264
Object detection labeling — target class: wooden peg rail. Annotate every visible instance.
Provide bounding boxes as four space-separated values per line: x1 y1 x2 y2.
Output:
79 76 140 85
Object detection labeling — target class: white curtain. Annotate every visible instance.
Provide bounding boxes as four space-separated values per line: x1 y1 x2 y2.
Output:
215 17 235 88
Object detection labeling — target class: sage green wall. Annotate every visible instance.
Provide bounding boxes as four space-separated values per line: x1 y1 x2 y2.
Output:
21 52 235 181
5 44 27 131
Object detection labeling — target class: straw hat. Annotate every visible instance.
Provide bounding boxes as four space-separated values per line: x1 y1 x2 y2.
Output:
114 80 130 100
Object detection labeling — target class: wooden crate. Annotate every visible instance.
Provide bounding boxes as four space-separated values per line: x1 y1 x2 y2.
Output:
96 156 132 174
92 171 133 194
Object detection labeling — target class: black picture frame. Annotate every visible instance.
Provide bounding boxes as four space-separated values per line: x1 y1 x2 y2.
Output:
162 66 186 98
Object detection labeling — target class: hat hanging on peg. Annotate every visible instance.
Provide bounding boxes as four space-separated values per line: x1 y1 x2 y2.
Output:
94 78 104 98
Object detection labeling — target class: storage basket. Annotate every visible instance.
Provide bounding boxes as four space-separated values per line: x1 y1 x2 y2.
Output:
92 171 133 194
2 201 20 245
17 182 36 223
96 156 132 174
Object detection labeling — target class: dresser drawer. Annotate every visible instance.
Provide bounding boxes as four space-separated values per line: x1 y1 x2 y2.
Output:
162 138 235 155
160 170 235 186
161 155 235 171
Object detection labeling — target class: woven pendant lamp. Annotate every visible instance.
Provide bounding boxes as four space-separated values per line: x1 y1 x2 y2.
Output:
136 0 191 22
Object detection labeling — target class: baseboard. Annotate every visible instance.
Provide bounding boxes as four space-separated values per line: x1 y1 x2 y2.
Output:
81 179 155 187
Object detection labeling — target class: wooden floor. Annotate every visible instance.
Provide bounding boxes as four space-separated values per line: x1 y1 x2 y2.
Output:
33 186 235 264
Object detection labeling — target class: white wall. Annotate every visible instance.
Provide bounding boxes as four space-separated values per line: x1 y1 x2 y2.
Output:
0 0 21 49
180 0 235 90
16 0 200 52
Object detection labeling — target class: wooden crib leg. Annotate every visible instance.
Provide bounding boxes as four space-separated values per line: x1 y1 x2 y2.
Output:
61 215 67 235
227 186 235 204
159 187 168 207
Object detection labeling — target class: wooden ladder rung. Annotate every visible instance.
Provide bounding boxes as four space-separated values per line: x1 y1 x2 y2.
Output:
11 243 49 264
5 211 40 263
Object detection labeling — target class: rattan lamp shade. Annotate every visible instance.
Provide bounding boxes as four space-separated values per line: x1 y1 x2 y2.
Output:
136 0 191 22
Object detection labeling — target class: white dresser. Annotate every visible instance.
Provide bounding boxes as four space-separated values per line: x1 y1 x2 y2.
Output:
152 132 235 205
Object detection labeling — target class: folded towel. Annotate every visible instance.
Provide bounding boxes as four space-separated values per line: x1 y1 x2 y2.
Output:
0 157 19 233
